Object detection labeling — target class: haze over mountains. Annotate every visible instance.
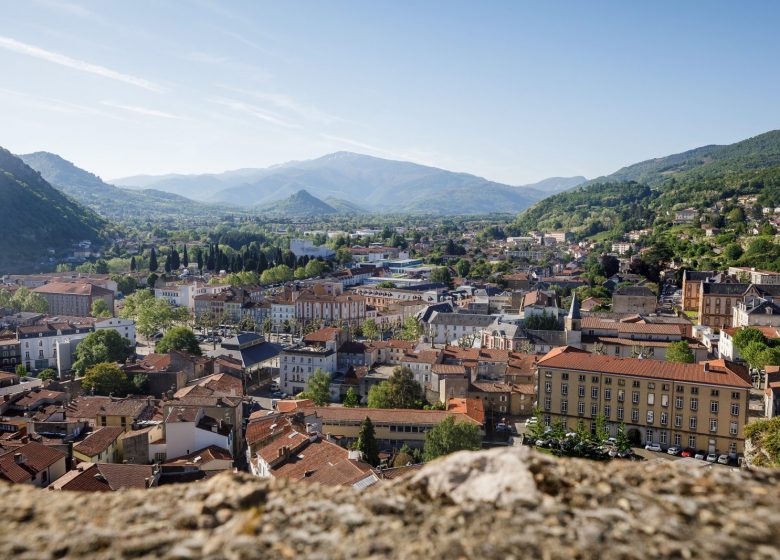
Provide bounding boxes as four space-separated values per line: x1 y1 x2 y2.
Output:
113 152 586 214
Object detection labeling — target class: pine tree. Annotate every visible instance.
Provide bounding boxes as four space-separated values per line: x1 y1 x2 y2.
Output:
149 248 158 272
130 256 136 272
356 417 379 466
182 246 189 267
196 248 203 271
171 249 180 270
257 252 268 273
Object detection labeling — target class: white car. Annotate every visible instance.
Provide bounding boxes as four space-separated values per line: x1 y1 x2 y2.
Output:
706 452 718 463
666 445 683 456
645 442 662 452
717 454 730 465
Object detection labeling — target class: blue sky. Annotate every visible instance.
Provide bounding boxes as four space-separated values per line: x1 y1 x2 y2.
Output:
1 1 779 184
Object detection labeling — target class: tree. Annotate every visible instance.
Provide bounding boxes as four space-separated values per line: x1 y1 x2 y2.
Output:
38 368 57 381
615 422 631 452
400 316 423 341
130 256 136 272
455 259 471 278
367 366 424 409
575 418 591 443
744 416 780 468
343 387 360 408
600 254 620 278
430 266 453 288
112 275 138 296
594 414 609 444
376 280 396 289
155 326 202 356
297 369 331 406
355 417 380 466
423 416 481 461
9 288 49 313
15 364 27 377
237 316 256 332
392 443 414 467
362 318 379 341
73 329 134 376
733 327 767 352
182 246 189 268
149 247 158 272
528 407 547 439
82 363 128 396
724 243 743 262
91 298 112 318
666 341 694 363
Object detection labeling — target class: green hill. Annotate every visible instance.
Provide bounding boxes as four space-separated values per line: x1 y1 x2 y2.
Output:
516 130 780 237
0 147 105 273
19 152 228 221
256 189 338 216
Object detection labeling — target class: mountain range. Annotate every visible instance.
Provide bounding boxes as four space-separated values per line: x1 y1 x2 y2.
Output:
113 152 586 215
515 129 780 235
0 148 105 273
19 152 225 221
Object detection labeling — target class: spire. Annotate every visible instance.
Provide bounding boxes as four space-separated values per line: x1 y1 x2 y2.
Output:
568 292 581 320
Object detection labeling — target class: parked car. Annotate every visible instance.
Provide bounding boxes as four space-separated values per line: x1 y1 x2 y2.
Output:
717 454 730 465
681 448 696 458
666 445 683 456
645 442 662 452
607 437 617 446
706 452 718 463
271 391 283 398
694 450 707 460
525 417 538 426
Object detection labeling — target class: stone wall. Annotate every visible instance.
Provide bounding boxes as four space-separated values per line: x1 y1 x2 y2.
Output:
1 447 779 559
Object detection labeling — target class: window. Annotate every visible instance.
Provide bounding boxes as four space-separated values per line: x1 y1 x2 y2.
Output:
709 418 718 432
604 405 611 418
618 390 625 402
561 383 568 396
618 379 625 386
660 431 668 444
674 415 682 428
544 415 551 427
591 387 598 399
605 378 612 385
688 435 697 449
647 411 654 424
578 375 586 382
689 416 697 430
675 396 683 409
729 442 737 454
662 384 670 391
729 421 738 436
674 433 681 446
731 403 739 416
592 376 599 383
646 429 654 443
561 400 568 413
544 398 551 411
631 408 639 422
711 389 719 397
731 392 740 400
648 383 655 390
690 387 699 395
578 385 585 397
545 382 551 393
690 398 698 411
632 391 640 404
710 401 719 413
617 407 624 420
647 393 655 405
578 401 585 415
676 386 684 393
661 395 669 407
591 403 597 416
561 373 569 380
632 380 640 388
660 412 668 425
605 389 612 400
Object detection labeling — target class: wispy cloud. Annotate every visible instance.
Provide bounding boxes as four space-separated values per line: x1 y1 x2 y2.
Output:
216 85 340 125
210 97 300 129
100 101 184 120
0 86 127 120
0 36 163 92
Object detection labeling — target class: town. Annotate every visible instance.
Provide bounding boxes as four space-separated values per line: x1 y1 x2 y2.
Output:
1 215 778 491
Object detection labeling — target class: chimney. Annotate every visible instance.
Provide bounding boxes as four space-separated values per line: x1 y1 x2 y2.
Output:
13 453 25 464
703 362 710 372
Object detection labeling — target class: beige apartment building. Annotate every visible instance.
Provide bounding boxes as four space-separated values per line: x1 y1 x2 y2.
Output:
536 347 751 456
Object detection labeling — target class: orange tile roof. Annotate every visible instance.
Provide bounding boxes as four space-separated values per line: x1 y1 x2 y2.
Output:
537 346 752 388
303 327 344 344
53 462 156 491
276 399 314 413
72 426 124 458
32 282 113 296
0 441 65 483
447 398 485 424
305 406 481 426
271 437 374 486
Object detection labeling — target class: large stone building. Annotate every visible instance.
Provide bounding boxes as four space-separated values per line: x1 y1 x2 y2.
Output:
32 282 114 317
537 346 752 456
611 285 656 314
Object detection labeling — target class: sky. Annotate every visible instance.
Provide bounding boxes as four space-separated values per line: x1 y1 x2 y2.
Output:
1 1 779 185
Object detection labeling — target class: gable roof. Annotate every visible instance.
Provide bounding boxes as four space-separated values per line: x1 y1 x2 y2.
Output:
0 441 65 483
52 462 156 491
72 426 124 458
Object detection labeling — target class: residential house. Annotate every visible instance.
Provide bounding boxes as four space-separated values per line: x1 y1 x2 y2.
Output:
0 441 67 487
72 426 125 463
50 462 159 491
